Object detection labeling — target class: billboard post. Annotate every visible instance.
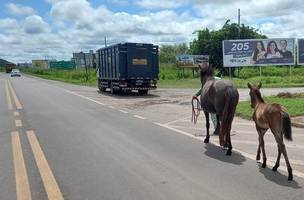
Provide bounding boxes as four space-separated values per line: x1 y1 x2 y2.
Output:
176 55 209 78
297 39 304 65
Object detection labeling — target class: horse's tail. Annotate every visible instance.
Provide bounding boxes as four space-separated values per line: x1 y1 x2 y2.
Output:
222 87 239 124
282 112 292 141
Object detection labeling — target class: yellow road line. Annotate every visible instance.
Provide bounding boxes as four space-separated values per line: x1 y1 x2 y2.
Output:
15 120 23 127
11 131 32 200
5 80 13 110
7 80 23 109
26 131 64 200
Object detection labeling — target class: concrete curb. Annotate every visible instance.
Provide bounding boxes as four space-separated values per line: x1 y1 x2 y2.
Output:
291 121 304 128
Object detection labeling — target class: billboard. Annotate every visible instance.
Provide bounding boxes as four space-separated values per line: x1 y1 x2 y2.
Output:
223 39 295 67
298 39 304 65
176 55 208 68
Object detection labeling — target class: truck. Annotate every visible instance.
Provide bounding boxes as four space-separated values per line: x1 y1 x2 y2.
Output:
5 63 16 73
96 43 159 94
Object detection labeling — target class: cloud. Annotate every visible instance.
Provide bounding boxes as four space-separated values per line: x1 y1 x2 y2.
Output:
6 3 36 16
2 0 304 63
23 15 50 34
135 0 185 9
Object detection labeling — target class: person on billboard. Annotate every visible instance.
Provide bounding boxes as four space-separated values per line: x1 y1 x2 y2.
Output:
251 41 266 64
279 40 292 58
265 41 282 59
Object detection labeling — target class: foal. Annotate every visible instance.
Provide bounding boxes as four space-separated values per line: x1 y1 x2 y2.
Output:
248 83 293 181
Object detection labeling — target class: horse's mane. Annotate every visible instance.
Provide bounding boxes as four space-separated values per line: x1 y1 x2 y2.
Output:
200 66 214 84
254 89 265 103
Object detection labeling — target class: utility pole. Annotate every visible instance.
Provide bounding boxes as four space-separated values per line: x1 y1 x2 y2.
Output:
237 8 241 77
238 8 241 39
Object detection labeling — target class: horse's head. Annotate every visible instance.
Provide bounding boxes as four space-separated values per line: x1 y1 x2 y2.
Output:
248 82 263 108
198 61 213 85
197 61 209 73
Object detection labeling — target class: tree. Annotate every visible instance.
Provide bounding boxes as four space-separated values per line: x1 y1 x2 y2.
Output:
190 20 267 75
160 43 189 63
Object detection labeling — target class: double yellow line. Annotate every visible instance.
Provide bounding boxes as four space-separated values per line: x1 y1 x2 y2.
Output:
5 80 22 110
6 79 64 200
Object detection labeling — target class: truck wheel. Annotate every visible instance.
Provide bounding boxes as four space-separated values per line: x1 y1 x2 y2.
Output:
110 83 119 94
99 87 106 93
110 84 115 94
138 90 148 95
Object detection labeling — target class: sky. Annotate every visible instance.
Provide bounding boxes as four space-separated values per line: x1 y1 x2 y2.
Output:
0 0 304 63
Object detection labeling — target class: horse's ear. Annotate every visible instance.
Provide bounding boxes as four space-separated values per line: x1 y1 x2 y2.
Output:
258 82 262 89
247 83 252 89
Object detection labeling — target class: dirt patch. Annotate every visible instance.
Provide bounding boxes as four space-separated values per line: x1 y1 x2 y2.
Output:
277 92 304 98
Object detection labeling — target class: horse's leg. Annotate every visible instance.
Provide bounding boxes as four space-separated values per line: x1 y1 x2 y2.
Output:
219 121 226 147
256 127 267 161
213 114 220 135
203 111 210 143
272 144 281 171
225 122 233 156
281 144 293 181
274 134 293 181
256 143 261 161
257 127 267 168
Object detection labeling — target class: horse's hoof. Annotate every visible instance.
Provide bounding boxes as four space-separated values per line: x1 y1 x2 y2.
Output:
261 163 266 168
256 155 260 161
213 131 219 135
226 150 232 156
288 169 293 181
288 174 293 181
204 138 209 143
272 165 279 171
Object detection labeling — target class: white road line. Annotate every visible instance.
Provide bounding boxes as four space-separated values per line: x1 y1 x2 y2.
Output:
119 110 128 114
154 123 201 141
154 122 304 179
15 120 22 127
164 116 192 125
108 106 115 109
14 111 20 116
64 89 106 106
134 115 145 120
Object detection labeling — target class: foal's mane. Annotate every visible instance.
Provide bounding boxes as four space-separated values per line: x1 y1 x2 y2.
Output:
253 88 265 103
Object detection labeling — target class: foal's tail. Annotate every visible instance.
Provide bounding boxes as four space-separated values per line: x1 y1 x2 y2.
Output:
282 112 292 141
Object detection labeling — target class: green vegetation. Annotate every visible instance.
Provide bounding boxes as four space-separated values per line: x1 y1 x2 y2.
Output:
158 65 304 88
160 43 189 63
190 20 266 71
236 93 304 119
22 68 97 86
21 65 304 89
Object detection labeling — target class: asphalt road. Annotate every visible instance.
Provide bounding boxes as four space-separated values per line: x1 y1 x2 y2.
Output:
1 73 303 200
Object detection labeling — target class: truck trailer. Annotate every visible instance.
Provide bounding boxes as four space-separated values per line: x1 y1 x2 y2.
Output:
5 63 15 73
96 43 159 94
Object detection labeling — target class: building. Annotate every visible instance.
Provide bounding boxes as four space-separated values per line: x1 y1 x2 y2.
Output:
32 60 49 69
72 50 96 69
17 62 32 68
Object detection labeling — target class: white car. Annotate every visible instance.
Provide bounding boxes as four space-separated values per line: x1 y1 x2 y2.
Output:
11 69 21 77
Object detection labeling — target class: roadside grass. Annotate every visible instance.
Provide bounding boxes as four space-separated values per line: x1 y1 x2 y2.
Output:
22 68 97 86
236 93 304 120
20 65 304 89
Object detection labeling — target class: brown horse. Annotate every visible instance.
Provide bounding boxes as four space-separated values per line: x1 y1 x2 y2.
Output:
248 82 293 181
198 62 239 155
